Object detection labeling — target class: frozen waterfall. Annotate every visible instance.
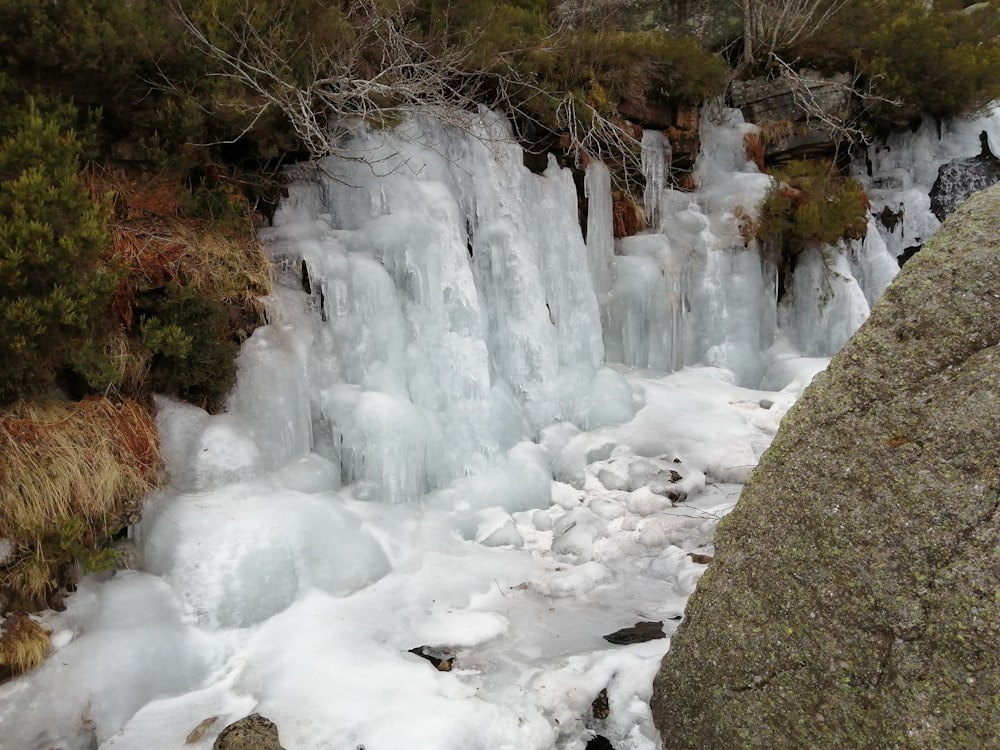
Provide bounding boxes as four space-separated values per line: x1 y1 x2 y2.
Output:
237 112 633 506
4 103 995 750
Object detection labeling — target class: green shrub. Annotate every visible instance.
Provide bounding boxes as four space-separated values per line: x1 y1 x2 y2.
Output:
414 0 550 53
136 283 239 409
527 29 726 114
862 3 1000 120
0 102 118 403
788 0 1000 122
757 160 870 259
0 0 172 117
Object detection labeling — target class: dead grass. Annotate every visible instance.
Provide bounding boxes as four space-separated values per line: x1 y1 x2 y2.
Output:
0 397 161 610
756 118 800 148
745 120 805 170
613 191 646 238
111 218 272 329
733 205 760 247
85 164 273 330
0 613 50 678
744 131 766 171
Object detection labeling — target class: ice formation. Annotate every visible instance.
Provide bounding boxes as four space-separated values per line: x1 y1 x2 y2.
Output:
1 103 996 750
854 107 1000 259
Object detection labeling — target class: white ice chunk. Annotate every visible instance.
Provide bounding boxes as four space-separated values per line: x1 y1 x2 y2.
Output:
781 245 870 357
139 488 390 627
0 574 209 749
850 218 899 306
585 160 615 299
641 130 672 229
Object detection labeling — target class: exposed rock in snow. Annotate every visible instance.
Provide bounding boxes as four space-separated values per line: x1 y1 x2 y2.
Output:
213 713 285 750
930 131 1000 220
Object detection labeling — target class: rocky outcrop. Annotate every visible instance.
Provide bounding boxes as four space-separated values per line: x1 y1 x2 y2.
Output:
729 72 852 162
629 0 743 49
930 131 1000 220
556 0 741 49
213 714 286 750
651 184 1000 749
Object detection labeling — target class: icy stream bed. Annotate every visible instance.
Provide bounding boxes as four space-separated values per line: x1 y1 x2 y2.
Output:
1 104 996 750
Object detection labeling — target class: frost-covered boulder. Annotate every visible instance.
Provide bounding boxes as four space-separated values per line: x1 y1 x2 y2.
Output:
651 184 1000 749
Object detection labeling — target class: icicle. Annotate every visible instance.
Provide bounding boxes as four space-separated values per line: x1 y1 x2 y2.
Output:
584 160 614 299
641 130 671 230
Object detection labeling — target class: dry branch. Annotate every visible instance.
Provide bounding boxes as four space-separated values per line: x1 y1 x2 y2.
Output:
170 0 642 186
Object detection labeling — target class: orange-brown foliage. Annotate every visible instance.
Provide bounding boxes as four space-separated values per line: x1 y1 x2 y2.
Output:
743 131 765 171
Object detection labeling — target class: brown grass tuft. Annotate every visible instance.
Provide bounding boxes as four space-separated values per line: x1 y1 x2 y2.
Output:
743 131 766 171
0 613 50 678
110 219 272 329
732 205 760 247
675 172 697 192
85 164 273 331
756 118 800 149
612 191 646 238
0 397 162 610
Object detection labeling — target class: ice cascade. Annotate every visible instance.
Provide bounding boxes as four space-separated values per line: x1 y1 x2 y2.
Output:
4 103 994 750
233 112 633 506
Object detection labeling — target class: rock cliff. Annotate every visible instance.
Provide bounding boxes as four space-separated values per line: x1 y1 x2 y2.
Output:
651 183 1000 749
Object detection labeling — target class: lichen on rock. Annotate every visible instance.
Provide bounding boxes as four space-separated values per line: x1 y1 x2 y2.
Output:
651 183 1000 749
213 713 285 750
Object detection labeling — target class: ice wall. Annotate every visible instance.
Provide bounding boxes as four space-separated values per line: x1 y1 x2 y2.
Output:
235 111 633 505
600 102 1000 373
235 102 996 503
855 107 1000 258
594 104 893 382
169 101 990 510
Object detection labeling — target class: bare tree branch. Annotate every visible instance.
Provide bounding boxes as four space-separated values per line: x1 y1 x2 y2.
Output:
166 0 649 195
740 0 849 67
765 56 902 148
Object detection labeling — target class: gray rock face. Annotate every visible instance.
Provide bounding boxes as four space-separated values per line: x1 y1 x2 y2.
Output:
556 0 742 49
930 132 1000 221
636 0 743 49
729 72 852 161
651 184 1000 749
213 714 286 750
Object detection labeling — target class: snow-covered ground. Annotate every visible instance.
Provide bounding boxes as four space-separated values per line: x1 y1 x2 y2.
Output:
1 365 812 750
1 104 996 750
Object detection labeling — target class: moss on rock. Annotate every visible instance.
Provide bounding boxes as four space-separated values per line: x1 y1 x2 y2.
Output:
651 184 1000 749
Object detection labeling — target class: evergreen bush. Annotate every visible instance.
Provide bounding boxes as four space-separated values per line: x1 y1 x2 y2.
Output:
0 102 118 403
788 0 1000 122
757 159 869 258
862 2 1000 121
136 283 239 409
535 30 727 110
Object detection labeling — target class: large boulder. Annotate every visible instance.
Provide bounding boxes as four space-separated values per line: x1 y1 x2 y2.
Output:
651 184 1000 749
632 0 743 50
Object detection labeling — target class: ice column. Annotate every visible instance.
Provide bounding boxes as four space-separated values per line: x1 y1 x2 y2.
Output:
246 112 618 502
585 160 615 299
641 130 671 230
